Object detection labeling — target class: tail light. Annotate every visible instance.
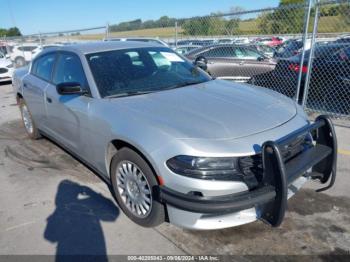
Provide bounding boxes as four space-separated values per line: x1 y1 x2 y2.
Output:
288 63 308 73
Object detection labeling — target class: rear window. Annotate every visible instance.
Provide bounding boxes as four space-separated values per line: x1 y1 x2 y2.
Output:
32 53 56 81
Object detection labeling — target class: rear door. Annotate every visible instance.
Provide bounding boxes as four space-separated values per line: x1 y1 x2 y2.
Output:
22 53 57 128
237 47 276 79
44 52 92 154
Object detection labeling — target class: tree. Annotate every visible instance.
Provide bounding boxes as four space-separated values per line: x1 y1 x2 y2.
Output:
339 1 350 25
257 0 305 34
0 27 22 37
224 6 245 35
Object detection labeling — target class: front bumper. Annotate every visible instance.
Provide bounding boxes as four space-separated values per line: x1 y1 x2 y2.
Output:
0 68 14 82
160 115 337 228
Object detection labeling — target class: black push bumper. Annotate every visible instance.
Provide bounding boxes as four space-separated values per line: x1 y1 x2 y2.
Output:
159 115 337 227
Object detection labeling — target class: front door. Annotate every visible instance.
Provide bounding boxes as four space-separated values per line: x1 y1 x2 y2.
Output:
44 52 92 154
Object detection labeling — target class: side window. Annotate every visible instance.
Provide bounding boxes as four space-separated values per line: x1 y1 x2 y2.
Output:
202 47 235 57
32 54 56 82
240 48 261 59
53 53 88 88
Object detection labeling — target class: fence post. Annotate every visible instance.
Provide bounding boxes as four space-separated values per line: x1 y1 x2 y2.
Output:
175 21 178 48
39 32 42 47
295 0 313 104
302 0 320 108
105 23 110 40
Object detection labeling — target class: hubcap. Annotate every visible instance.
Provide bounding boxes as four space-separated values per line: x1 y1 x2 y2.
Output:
21 104 33 134
116 161 152 218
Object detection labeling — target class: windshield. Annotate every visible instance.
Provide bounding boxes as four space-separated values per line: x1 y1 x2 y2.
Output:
86 47 211 98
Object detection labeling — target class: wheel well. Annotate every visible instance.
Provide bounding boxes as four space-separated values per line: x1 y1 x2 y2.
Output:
108 139 159 180
16 93 23 104
15 56 24 61
108 139 169 221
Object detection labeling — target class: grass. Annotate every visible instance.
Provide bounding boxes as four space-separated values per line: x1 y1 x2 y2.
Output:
317 16 350 33
75 27 181 40
72 16 349 41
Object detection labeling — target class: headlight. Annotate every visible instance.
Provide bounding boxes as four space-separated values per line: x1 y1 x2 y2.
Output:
6 63 13 68
166 155 241 180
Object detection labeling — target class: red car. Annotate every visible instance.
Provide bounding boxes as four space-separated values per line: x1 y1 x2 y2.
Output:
257 37 283 47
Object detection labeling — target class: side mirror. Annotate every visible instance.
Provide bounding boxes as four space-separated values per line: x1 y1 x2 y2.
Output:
56 82 86 95
194 56 208 71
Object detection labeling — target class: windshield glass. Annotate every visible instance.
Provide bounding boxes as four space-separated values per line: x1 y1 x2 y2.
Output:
86 47 211 98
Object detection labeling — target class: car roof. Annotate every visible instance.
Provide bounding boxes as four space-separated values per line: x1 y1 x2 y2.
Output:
186 43 258 56
40 41 165 55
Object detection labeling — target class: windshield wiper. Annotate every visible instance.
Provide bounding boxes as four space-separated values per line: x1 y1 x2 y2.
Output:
164 80 207 91
105 90 154 99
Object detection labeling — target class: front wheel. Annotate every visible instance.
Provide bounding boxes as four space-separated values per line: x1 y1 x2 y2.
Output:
110 148 165 227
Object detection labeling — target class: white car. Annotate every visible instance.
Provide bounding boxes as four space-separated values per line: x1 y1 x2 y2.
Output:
104 37 169 47
0 52 14 82
10 43 42 67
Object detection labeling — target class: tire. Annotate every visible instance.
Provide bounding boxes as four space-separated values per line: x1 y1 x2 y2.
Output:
110 147 165 227
15 57 26 67
19 99 41 139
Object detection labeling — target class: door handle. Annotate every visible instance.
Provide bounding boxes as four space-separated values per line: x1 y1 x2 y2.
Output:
46 97 52 103
239 61 245 65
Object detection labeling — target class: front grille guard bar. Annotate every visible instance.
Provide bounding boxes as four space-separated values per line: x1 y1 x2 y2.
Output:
260 115 337 226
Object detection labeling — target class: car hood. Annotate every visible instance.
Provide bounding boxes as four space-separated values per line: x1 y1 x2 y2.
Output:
110 80 297 140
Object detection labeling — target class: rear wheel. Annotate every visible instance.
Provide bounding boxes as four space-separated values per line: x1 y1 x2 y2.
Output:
19 99 41 139
110 147 165 227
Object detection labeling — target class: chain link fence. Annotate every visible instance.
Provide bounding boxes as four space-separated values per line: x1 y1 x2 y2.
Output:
1 0 349 123
0 26 108 67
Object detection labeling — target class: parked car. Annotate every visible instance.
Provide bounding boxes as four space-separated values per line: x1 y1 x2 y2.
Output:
309 45 350 114
173 45 202 55
104 37 169 47
10 43 42 67
176 39 215 46
186 44 277 82
233 38 250 45
256 37 283 47
335 35 350 44
12 41 337 230
249 43 350 113
273 39 321 59
0 52 14 82
217 38 235 44
248 44 276 58
0 42 12 57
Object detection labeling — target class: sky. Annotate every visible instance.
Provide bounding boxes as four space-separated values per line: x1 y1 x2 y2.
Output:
0 0 279 35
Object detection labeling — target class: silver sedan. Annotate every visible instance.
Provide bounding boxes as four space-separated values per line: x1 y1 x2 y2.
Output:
12 41 337 230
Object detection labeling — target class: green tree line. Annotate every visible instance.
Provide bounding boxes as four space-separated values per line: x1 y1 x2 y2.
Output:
109 0 349 36
109 16 177 32
0 27 22 37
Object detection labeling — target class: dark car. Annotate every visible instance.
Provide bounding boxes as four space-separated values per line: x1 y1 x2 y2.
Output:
186 44 277 82
250 44 350 114
274 39 304 58
310 46 350 114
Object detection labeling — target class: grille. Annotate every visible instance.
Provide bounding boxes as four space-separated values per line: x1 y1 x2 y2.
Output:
0 68 8 74
239 134 313 182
